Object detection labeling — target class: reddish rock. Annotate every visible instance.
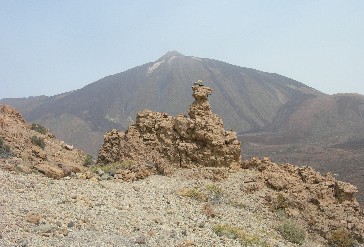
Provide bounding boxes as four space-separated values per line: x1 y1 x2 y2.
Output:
32 146 47 160
26 212 41 224
34 163 65 179
97 86 242 176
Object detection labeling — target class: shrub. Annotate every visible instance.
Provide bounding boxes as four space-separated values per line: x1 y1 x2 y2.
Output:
276 193 287 209
206 184 224 203
0 136 12 158
90 161 134 174
177 187 208 202
31 123 47 134
327 229 357 247
212 224 268 246
84 155 93 166
31 136 45 149
277 219 306 245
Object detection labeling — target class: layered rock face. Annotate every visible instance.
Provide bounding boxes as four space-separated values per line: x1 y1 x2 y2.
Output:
0 104 86 178
97 86 241 170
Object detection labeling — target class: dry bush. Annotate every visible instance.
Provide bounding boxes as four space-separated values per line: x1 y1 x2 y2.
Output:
31 136 45 149
327 229 357 247
277 219 306 245
212 224 268 246
177 187 208 202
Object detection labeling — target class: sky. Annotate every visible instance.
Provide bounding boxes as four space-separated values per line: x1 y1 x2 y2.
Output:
0 0 363 100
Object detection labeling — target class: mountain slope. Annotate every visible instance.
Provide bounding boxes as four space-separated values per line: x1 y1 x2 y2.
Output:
0 51 321 154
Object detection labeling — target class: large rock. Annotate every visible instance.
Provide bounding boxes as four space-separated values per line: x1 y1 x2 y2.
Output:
97 86 241 171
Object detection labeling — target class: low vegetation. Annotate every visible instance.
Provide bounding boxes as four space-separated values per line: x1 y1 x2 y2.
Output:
227 199 247 209
31 136 46 149
31 123 47 134
327 229 357 247
0 136 12 158
277 219 306 245
178 184 226 203
84 155 93 166
205 184 224 203
177 187 208 202
212 224 268 246
90 161 134 174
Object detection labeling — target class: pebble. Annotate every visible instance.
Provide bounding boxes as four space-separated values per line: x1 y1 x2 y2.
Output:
26 212 41 224
33 224 55 233
21 239 28 247
134 235 146 244
67 221 75 228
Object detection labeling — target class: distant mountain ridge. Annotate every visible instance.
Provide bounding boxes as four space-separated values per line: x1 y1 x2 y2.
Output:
1 51 364 201
0 51 324 151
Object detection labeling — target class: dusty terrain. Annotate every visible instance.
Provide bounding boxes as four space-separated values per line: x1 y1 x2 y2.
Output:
0 166 315 247
1 85 363 246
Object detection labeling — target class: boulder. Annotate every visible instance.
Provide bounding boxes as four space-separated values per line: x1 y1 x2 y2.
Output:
34 163 65 179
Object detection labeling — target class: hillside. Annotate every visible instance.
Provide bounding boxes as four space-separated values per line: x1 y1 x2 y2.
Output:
0 104 86 178
1 87 363 246
1 51 363 203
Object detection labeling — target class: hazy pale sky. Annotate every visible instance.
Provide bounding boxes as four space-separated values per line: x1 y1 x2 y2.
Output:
1 0 363 100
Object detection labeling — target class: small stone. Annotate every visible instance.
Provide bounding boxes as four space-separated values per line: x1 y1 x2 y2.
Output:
58 228 68 236
100 173 109 180
21 239 28 247
67 221 75 228
96 168 104 176
34 224 55 233
124 172 136 181
132 186 140 191
26 212 41 224
154 217 163 224
135 235 146 244
170 230 177 238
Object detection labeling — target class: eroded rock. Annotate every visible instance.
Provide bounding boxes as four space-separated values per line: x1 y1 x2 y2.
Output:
97 86 242 174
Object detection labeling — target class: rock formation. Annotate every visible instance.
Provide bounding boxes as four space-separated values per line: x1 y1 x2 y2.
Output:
97 85 241 172
0 104 86 178
243 157 364 242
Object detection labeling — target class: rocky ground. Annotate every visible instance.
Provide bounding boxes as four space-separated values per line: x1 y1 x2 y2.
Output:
1 86 363 247
1 165 327 247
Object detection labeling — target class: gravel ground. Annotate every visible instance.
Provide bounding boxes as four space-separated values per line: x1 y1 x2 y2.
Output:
0 168 319 247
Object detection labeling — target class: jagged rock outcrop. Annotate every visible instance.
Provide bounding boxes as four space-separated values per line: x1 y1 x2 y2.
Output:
97 86 241 172
0 104 85 178
244 157 364 242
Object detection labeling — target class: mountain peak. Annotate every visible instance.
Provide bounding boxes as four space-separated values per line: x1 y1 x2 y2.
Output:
158 50 184 60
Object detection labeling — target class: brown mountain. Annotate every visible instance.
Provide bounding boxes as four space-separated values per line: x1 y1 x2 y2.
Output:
0 51 322 153
1 51 363 201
